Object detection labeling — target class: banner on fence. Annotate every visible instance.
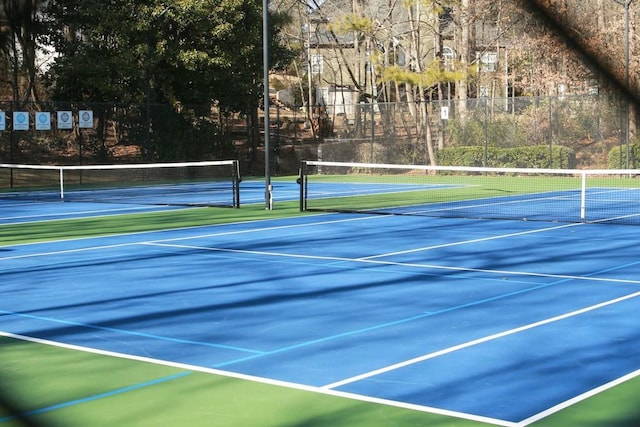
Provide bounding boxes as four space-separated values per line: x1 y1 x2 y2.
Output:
57 111 73 129
13 112 29 131
35 112 52 131
78 110 94 128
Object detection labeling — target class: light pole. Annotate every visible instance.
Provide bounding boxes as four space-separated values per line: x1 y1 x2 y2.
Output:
613 0 633 168
263 0 273 210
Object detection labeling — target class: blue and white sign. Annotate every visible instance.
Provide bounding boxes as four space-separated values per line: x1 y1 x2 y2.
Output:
57 111 73 129
78 110 94 128
13 111 29 131
0 112 5 131
35 112 52 130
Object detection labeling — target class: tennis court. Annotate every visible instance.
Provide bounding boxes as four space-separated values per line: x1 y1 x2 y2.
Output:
1 162 640 426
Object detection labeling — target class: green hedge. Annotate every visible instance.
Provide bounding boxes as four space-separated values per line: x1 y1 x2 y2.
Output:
437 145 576 168
608 142 640 169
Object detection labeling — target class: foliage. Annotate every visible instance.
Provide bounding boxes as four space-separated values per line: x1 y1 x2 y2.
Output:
329 14 374 35
382 62 465 88
436 145 500 167
446 107 524 147
39 0 291 161
150 106 237 161
443 94 624 168
437 145 576 168
42 0 285 111
41 0 144 102
608 141 640 169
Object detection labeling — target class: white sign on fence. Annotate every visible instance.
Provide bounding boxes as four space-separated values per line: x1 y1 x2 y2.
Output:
35 112 52 130
440 106 450 120
57 111 73 129
78 110 94 128
13 111 29 130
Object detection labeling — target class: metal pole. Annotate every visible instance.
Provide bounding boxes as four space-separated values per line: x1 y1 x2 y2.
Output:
624 1 631 168
614 0 633 168
263 0 273 209
580 172 587 221
59 168 65 200
484 98 489 167
146 36 152 159
305 23 313 132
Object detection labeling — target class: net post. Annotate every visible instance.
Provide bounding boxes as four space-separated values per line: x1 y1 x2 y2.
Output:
59 167 65 200
265 184 273 210
580 171 587 221
298 161 306 211
233 160 241 208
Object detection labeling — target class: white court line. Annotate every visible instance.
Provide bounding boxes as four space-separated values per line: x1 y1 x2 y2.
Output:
321 291 640 390
408 190 581 216
516 368 640 426
9 289 635 426
0 210 334 249
0 330 515 427
140 216 639 287
0 241 153 261
0 214 377 260
141 214 380 244
5 211 639 286
3 214 638 426
142 241 640 286
360 221 582 260
0 205 167 225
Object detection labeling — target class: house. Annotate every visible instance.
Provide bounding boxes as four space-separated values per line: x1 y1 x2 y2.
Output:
302 0 463 116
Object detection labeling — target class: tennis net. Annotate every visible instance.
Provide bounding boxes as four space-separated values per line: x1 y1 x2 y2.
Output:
299 160 640 225
0 160 241 207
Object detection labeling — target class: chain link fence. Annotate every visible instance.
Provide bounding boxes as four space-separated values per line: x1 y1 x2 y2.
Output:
0 94 634 175
0 101 235 165
315 94 633 170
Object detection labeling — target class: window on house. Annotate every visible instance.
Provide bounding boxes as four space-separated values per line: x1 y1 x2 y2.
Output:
442 46 455 70
480 51 498 72
311 54 324 75
442 46 454 61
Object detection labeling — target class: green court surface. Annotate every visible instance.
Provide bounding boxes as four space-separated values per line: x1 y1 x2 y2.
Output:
0 336 489 427
3 332 638 427
1 201 640 426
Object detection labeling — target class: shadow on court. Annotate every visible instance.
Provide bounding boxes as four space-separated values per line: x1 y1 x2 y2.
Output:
0 384 57 427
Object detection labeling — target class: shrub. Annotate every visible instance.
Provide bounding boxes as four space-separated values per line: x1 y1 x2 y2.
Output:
608 141 640 169
437 145 576 168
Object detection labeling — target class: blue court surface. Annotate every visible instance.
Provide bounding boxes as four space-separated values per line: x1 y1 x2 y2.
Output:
0 180 275 225
0 180 298 225
1 206 639 425
0 199 182 225
240 179 462 205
